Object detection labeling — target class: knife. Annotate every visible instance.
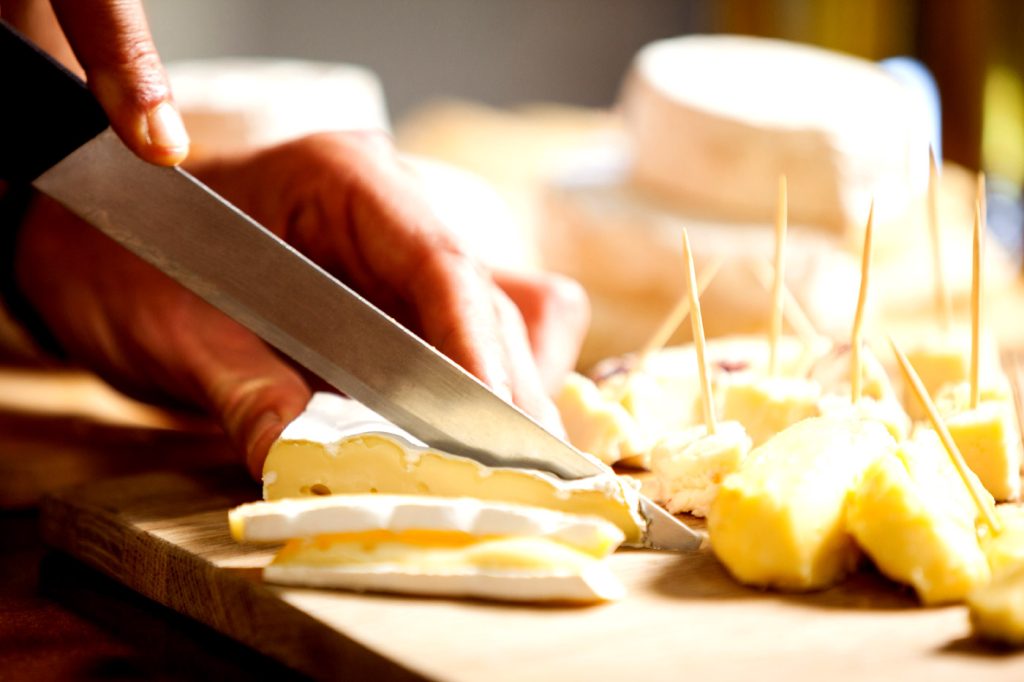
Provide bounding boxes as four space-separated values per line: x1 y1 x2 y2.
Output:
0 21 700 551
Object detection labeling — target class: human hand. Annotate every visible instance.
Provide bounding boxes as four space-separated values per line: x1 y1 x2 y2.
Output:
14 131 588 477
1 0 189 165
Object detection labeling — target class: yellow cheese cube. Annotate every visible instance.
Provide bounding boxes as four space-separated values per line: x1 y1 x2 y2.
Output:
902 331 1003 420
943 403 1022 502
708 416 895 591
847 438 990 605
719 375 821 446
555 372 642 465
648 421 752 517
981 505 1024 578
968 563 1024 647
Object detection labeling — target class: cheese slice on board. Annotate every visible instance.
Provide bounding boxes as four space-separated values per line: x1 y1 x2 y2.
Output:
847 433 991 605
233 494 626 603
262 393 646 544
230 494 625 558
708 416 895 591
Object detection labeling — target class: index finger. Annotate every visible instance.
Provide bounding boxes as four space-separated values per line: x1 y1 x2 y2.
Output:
49 0 189 165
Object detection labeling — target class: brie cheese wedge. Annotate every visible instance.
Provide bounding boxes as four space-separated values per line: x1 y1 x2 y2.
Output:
262 393 646 544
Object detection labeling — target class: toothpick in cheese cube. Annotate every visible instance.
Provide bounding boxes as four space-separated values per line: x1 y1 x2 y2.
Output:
847 431 991 605
708 415 896 591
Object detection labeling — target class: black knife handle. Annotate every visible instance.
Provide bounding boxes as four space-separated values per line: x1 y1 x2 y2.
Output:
0 20 109 184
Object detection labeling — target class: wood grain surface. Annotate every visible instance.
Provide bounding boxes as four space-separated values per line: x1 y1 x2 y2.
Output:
40 468 1024 682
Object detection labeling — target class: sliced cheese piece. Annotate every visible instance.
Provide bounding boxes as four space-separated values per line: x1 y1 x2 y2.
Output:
262 393 646 544
719 374 821 447
968 563 1024 647
265 538 625 603
847 439 990 605
981 505 1024 578
230 494 624 558
649 421 751 517
555 372 643 465
708 416 895 591
942 402 1022 502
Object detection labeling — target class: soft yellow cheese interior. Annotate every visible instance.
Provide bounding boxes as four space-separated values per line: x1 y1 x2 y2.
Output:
719 375 821 447
846 448 990 605
943 402 1022 502
708 416 895 591
272 532 599 574
263 434 643 544
968 562 1024 647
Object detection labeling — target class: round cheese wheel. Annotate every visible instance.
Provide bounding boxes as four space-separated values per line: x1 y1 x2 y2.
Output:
620 35 931 241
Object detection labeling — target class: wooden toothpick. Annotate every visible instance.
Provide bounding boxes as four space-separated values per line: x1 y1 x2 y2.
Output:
851 202 874 404
769 175 788 376
890 337 1001 535
971 199 983 409
749 260 821 346
683 229 717 435
928 148 953 331
637 257 723 362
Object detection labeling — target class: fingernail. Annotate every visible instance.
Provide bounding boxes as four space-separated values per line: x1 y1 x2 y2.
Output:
145 102 190 161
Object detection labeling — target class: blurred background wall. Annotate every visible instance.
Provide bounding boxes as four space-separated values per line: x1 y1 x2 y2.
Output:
144 0 1022 178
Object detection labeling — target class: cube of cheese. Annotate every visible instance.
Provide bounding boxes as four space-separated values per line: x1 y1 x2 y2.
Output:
968 563 1024 646
719 374 821 446
943 402 1022 502
981 505 1024 578
555 372 643 465
902 331 1003 420
847 436 991 605
708 416 895 591
648 421 752 517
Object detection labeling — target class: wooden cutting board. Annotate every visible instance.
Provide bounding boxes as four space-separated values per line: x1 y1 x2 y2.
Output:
40 467 1024 682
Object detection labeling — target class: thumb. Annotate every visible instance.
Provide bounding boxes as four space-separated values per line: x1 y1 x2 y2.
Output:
49 0 190 165
192 337 312 480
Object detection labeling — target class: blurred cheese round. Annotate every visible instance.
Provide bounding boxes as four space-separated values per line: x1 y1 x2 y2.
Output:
167 58 391 159
620 35 929 235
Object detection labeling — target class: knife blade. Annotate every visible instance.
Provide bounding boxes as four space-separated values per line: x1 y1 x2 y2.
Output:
1 21 701 550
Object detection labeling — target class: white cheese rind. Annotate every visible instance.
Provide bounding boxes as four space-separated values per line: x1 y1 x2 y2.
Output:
230 494 624 556
621 35 928 236
263 563 625 603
